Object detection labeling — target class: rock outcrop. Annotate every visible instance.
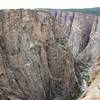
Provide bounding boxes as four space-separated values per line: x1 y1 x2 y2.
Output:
0 9 100 100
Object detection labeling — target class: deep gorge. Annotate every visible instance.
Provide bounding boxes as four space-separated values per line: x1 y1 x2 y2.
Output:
0 9 100 100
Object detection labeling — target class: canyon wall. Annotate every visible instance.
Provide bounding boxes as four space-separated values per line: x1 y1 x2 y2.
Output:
0 9 100 100
49 9 100 66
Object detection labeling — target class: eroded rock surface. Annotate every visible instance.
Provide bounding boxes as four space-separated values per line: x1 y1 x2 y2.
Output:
0 9 100 100
0 10 79 100
49 10 100 66
78 64 100 100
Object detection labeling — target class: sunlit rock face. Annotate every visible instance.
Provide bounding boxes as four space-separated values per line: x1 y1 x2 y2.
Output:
78 64 100 100
0 9 100 100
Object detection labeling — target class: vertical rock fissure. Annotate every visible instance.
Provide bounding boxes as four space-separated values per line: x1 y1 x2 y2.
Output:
67 12 75 37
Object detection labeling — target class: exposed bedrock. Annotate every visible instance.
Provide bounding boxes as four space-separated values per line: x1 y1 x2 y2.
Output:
0 9 100 100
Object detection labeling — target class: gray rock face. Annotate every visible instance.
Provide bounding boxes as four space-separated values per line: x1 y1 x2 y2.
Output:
0 10 79 100
49 10 100 67
0 9 100 100
49 10 100 95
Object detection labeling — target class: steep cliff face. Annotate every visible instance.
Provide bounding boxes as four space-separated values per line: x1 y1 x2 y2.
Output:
0 10 79 100
48 10 100 100
49 10 100 66
0 9 100 100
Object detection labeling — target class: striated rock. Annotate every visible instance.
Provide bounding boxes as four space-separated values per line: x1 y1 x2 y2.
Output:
0 10 79 100
0 9 100 100
49 10 100 91
49 10 100 66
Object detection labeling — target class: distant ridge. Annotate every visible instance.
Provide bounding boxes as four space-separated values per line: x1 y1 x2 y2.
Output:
40 7 100 15
64 7 100 15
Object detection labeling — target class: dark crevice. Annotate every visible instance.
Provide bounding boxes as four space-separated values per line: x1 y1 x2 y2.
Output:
79 19 95 52
67 12 75 37
94 16 98 32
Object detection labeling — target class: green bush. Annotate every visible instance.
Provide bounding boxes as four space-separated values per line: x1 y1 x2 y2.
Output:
46 96 54 100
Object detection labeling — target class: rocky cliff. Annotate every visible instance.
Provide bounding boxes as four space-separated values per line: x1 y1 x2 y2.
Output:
0 9 100 100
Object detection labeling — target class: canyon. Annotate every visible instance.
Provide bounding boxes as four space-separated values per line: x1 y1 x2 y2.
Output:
0 9 100 100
